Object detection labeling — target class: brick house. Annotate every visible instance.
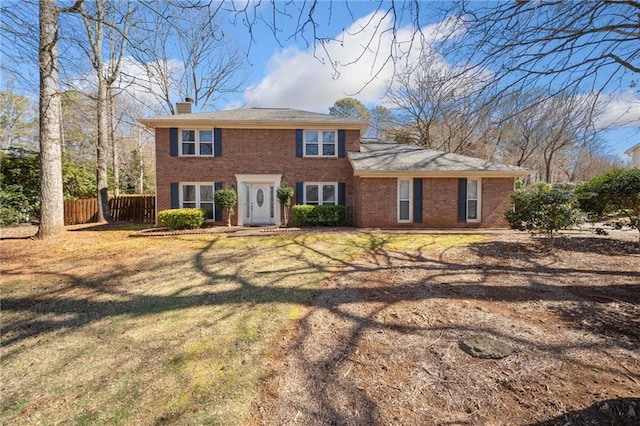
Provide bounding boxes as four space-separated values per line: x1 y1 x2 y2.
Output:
138 107 529 228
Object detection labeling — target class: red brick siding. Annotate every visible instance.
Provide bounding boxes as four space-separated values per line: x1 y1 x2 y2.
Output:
355 176 514 228
481 178 514 227
155 127 360 225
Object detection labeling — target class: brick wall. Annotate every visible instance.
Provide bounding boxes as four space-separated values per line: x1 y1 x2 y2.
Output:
355 176 514 228
155 127 360 224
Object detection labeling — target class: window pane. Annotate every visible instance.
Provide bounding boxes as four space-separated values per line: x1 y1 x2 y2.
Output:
399 180 410 199
399 200 410 221
200 143 213 155
270 186 274 218
200 185 213 201
245 185 251 218
182 130 195 141
256 188 264 207
183 203 196 208
305 185 318 203
322 131 335 143
468 200 478 220
305 131 318 143
322 185 335 204
199 130 213 142
467 180 478 199
201 203 214 220
322 144 335 156
305 144 318 156
183 185 196 202
182 143 195 155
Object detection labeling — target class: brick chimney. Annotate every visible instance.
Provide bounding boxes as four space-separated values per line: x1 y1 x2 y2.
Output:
175 97 193 114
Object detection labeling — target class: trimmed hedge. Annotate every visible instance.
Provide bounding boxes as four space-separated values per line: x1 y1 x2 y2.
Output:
158 208 205 230
292 205 346 226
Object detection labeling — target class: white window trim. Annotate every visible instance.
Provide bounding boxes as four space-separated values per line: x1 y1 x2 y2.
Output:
397 178 413 223
179 129 215 157
303 130 338 158
466 178 481 223
179 182 215 221
303 182 338 205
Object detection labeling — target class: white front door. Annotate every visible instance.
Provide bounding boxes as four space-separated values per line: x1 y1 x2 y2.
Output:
250 184 271 225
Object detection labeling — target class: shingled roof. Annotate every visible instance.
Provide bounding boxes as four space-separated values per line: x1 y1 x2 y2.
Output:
138 108 368 130
348 139 531 176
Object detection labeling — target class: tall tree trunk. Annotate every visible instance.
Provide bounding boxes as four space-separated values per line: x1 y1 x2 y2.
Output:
96 78 110 222
37 0 65 238
108 86 119 197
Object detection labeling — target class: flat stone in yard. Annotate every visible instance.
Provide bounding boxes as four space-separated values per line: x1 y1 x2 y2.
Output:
459 335 513 359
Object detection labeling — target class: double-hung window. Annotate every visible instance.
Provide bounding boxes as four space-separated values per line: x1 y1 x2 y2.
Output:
304 182 337 205
180 129 213 156
466 179 480 222
398 179 412 222
181 183 214 220
304 130 336 157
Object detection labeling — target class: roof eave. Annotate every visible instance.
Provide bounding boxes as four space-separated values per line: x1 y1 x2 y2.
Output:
137 117 368 131
353 169 533 178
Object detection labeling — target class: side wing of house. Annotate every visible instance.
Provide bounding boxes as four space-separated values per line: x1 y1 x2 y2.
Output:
349 141 531 229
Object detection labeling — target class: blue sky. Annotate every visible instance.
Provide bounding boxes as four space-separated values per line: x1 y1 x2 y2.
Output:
219 1 639 159
1 0 638 159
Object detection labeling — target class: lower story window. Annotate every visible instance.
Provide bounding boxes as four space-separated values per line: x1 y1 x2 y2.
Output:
398 179 412 222
181 183 214 220
304 183 337 205
466 179 480 222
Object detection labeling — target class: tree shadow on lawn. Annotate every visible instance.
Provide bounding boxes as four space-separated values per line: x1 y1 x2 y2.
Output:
2 234 639 348
2 233 639 423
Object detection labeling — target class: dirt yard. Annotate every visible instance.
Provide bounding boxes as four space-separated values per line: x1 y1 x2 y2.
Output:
250 232 640 425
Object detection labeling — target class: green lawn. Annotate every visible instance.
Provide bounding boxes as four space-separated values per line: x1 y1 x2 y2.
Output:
1 230 482 424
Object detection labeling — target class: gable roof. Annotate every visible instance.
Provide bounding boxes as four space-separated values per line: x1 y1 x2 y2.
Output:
138 108 368 131
348 139 532 177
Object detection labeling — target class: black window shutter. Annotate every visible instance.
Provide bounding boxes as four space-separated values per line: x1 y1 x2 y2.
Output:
170 182 179 208
295 181 304 204
338 182 346 206
338 130 346 158
295 129 303 157
214 128 222 157
457 178 467 223
413 178 423 223
214 182 223 221
170 128 178 156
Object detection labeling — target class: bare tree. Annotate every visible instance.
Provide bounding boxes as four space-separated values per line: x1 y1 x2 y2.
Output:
128 4 246 114
37 0 83 238
0 89 36 149
76 0 135 222
385 51 486 154
368 105 394 138
457 1 639 95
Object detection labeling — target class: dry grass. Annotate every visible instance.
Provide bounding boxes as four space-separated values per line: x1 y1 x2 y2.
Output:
0 226 480 425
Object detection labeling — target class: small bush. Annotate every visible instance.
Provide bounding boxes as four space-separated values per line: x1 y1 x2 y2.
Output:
214 187 237 226
276 183 295 227
292 205 346 226
158 208 205 230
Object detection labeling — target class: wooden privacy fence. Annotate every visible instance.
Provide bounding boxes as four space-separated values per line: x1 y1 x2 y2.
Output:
64 195 155 225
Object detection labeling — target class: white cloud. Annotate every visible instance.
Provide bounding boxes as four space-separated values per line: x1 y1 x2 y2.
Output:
594 89 640 130
241 11 462 111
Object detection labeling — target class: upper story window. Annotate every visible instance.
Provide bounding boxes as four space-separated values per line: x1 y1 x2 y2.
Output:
180 129 214 156
304 130 337 157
